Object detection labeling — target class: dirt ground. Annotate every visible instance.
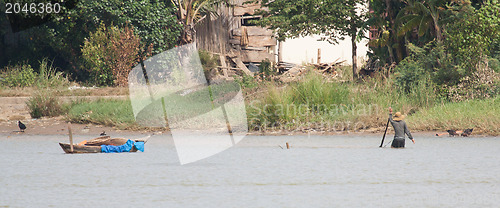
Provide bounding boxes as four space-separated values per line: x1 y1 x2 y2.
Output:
0 95 146 136
0 116 154 136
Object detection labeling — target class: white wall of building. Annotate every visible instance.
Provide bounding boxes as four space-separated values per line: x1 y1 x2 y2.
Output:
281 34 369 65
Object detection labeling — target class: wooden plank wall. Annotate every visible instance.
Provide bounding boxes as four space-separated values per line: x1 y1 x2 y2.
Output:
194 7 234 54
194 0 276 63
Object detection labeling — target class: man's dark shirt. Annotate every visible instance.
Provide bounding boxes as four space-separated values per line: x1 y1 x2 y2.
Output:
389 113 413 140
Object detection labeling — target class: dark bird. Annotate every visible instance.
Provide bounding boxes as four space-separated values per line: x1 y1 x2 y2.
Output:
18 121 26 132
100 131 106 136
446 130 460 137
461 128 474 137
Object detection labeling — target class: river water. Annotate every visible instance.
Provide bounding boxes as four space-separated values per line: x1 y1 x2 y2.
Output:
1 134 499 207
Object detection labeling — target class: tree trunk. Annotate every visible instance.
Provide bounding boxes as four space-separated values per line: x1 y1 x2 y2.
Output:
278 41 283 63
180 24 196 45
385 0 394 63
351 32 357 80
433 18 443 43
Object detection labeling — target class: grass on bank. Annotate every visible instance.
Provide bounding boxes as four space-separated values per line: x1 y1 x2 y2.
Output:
26 90 70 118
407 96 500 136
67 99 137 129
61 96 499 135
23 65 498 135
246 70 440 131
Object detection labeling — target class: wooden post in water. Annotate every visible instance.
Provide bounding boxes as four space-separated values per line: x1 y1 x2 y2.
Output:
286 142 290 149
68 122 74 153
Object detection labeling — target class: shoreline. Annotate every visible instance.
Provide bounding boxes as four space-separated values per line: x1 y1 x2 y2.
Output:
1 117 496 137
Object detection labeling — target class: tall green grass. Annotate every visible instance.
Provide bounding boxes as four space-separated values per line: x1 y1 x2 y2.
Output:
60 70 498 135
67 99 136 128
36 58 70 88
27 90 69 118
407 96 499 135
247 71 441 131
0 58 70 89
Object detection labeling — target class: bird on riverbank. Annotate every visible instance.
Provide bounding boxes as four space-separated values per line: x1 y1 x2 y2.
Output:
435 129 473 137
461 128 473 137
100 131 106 136
446 129 461 136
18 121 26 132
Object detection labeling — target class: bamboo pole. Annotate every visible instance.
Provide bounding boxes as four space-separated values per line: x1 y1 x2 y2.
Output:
68 122 74 153
379 118 390 148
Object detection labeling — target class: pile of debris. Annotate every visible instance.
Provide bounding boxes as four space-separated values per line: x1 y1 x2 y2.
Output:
358 58 396 79
203 50 346 84
278 60 344 83
310 61 344 75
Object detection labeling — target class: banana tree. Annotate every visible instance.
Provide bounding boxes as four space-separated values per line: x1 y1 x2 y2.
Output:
395 0 448 43
171 0 230 44
367 0 408 63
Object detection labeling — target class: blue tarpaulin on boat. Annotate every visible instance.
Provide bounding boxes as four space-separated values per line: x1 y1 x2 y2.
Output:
101 139 144 153
134 141 145 152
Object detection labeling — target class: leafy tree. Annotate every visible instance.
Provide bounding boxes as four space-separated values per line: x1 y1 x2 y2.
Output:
1 0 181 82
445 0 500 73
256 0 368 79
79 0 181 55
81 23 144 86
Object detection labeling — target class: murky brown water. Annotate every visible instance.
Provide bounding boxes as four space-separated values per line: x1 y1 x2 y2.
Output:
1 134 499 207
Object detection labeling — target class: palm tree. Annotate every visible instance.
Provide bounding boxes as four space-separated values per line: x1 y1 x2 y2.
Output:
396 0 447 43
170 0 230 44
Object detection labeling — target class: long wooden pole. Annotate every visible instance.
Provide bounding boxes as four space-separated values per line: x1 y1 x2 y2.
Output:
68 122 74 153
379 118 390 147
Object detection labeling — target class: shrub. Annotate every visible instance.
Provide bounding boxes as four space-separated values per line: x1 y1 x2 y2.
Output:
0 63 37 87
259 59 275 80
394 57 426 94
446 67 500 102
81 23 114 86
199 50 220 81
82 23 142 86
489 58 500 73
199 50 219 71
27 90 68 118
235 74 258 89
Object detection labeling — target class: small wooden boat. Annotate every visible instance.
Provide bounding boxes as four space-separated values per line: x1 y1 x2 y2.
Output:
83 136 130 146
59 135 150 154
59 142 139 153
59 143 100 153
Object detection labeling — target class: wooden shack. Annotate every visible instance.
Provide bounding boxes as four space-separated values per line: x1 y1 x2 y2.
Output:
195 0 277 65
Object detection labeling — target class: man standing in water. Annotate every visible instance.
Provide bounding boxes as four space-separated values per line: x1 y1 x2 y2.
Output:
389 107 415 148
